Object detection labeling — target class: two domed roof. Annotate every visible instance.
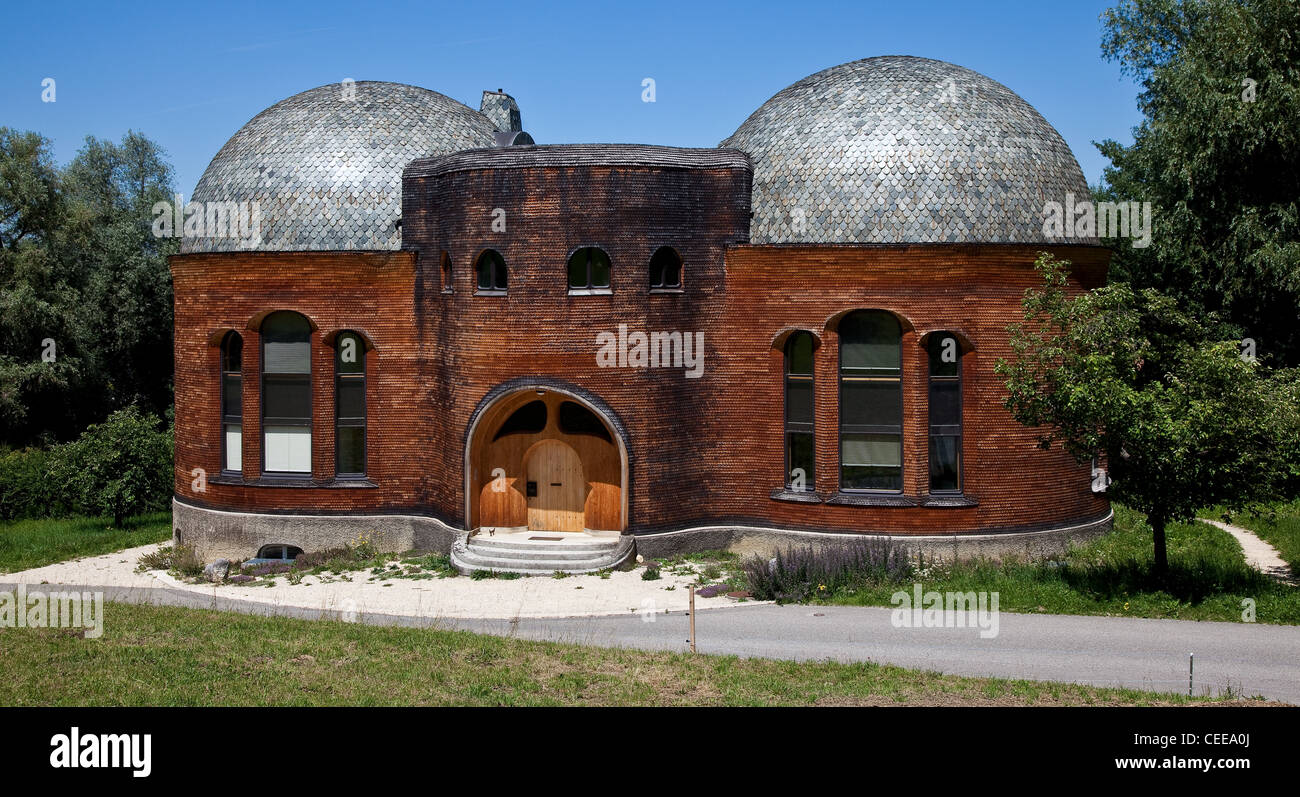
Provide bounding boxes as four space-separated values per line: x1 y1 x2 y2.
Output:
722 55 1093 245
186 58 1092 253
184 81 497 253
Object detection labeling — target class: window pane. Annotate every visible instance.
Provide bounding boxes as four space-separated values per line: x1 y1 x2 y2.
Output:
336 333 364 374
787 333 813 375
223 334 242 372
930 435 961 492
841 433 901 467
929 379 961 428
224 424 241 471
786 379 813 424
264 426 311 472
337 377 364 419
649 247 681 287
478 257 493 289
590 250 610 287
839 312 900 374
841 465 903 491
841 380 901 428
929 335 960 377
568 250 587 288
263 340 310 374
222 375 242 418
337 425 365 475
786 432 814 489
264 376 310 421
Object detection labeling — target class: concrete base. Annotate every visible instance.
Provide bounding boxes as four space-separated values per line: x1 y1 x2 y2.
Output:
173 496 1112 565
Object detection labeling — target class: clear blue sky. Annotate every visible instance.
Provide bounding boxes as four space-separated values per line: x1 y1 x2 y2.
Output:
1 0 1143 198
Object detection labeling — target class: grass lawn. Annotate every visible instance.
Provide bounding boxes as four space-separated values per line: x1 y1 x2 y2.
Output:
0 513 172 574
1203 499 1300 578
823 505 1300 624
0 601 1261 706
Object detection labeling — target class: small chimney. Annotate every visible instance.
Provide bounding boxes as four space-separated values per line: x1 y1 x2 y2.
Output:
480 90 522 133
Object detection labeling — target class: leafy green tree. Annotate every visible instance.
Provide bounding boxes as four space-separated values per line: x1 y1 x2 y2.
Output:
1096 0 1300 365
998 253 1300 572
50 406 173 526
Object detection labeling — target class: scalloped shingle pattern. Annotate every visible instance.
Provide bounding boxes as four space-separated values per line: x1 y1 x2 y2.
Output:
184 81 498 253
722 56 1094 245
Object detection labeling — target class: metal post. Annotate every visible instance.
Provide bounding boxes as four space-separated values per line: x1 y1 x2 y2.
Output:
1188 652 1194 697
689 586 696 653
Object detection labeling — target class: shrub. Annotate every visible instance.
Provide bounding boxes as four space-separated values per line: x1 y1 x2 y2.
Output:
136 544 202 576
49 406 173 526
744 538 913 603
0 447 67 520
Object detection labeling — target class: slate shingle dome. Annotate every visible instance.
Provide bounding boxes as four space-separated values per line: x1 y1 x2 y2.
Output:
183 81 498 253
722 55 1093 245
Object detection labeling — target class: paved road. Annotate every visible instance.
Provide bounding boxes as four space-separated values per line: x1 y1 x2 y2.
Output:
9 581 1298 703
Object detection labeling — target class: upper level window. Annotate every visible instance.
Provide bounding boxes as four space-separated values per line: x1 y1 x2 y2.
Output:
440 251 453 293
784 332 815 491
335 331 366 477
568 247 611 291
649 246 682 289
220 331 243 472
261 311 312 474
928 333 963 494
559 400 612 443
493 400 548 440
838 311 902 492
476 249 507 293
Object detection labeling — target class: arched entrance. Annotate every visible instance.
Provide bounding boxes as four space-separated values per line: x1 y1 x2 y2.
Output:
465 387 626 533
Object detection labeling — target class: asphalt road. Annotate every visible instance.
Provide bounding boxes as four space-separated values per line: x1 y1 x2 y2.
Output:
7 582 1299 703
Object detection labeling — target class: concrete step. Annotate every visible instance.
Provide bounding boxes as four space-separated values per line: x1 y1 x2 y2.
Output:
469 536 621 555
451 534 634 576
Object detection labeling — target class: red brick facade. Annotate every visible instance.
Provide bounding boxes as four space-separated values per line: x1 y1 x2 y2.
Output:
171 155 1111 553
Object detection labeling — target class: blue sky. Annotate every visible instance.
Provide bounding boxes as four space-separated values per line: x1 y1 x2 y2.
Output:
1 0 1143 197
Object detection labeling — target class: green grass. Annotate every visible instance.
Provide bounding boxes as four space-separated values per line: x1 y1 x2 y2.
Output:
1203 499 1300 577
0 513 172 574
823 505 1300 624
0 601 1261 706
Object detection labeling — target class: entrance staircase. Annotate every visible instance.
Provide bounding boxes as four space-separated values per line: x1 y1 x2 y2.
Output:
451 529 635 575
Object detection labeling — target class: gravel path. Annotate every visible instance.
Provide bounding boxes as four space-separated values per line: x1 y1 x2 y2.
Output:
1201 519 1298 585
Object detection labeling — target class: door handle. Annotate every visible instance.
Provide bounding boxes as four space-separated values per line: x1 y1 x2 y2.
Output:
550 482 562 487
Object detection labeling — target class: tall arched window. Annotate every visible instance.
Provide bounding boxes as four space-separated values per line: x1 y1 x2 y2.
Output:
476 249 507 293
220 331 243 472
649 246 682 289
335 331 366 477
440 251 453 293
839 311 902 492
568 247 611 291
261 311 312 474
928 333 963 493
784 332 815 490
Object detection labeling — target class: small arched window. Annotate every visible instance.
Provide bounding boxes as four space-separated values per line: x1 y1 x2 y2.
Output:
559 401 612 442
784 332 814 490
568 247 611 291
335 331 366 477
493 400 548 440
649 246 682 289
254 544 303 562
928 333 963 494
476 249 507 293
261 311 312 474
220 331 243 472
440 251 453 293
839 311 903 492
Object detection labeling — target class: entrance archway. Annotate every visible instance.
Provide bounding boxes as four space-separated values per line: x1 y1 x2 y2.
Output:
465 386 626 533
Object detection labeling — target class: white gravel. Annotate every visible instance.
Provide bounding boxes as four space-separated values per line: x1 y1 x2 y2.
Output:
1 543 762 619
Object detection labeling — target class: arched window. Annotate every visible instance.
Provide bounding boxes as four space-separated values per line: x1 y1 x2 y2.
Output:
559 400 612 442
220 331 243 472
254 544 303 562
784 332 814 490
568 247 611 291
335 331 366 477
476 249 507 293
928 333 963 493
261 311 312 474
493 400 547 440
649 246 682 289
838 311 902 492
440 251 453 293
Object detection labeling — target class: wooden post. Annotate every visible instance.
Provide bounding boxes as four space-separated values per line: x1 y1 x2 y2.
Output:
1188 652 1194 697
689 586 696 653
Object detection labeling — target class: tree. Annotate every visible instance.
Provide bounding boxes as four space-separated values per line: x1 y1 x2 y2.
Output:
997 252 1300 572
1096 0 1300 366
50 405 173 527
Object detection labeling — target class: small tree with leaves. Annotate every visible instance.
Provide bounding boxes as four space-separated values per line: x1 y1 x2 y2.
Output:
51 405 173 526
997 253 1300 573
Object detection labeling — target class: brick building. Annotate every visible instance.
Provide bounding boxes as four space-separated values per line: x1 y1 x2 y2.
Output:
171 56 1112 571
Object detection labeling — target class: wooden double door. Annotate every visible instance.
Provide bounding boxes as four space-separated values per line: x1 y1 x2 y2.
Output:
524 439 586 532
